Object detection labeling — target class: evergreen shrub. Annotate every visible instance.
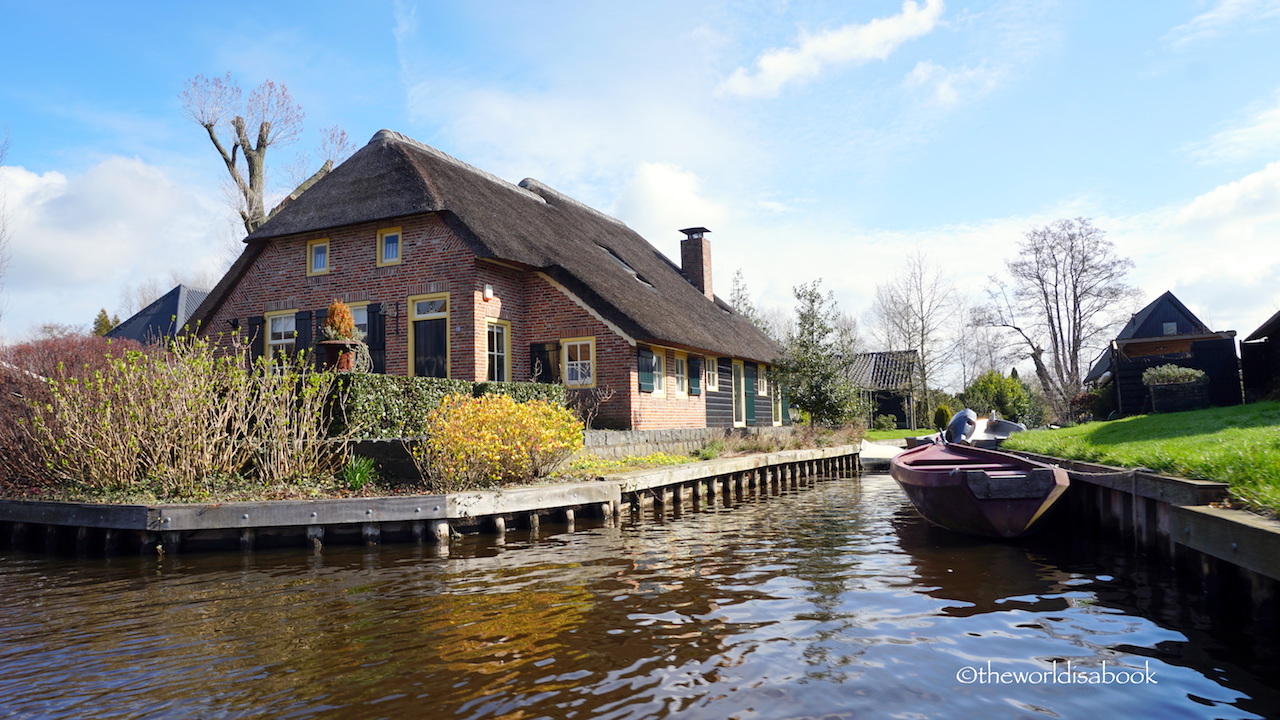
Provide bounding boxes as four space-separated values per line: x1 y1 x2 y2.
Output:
1142 364 1206 386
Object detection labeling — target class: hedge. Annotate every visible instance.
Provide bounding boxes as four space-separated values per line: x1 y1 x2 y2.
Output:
333 375 568 439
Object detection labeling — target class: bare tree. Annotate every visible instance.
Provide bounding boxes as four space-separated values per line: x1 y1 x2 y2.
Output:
869 249 960 427
118 277 166 317
976 217 1138 420
955 305 1016 389
182 73 346 236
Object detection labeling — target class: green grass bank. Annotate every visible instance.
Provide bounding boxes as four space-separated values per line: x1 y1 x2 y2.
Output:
1003 401 1280 515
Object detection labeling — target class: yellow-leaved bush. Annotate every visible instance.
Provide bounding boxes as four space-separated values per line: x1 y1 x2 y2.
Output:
410 394 583 492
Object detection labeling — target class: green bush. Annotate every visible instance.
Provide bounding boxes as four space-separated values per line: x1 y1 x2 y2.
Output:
933 405 952 430
474 381 567 406
873 414 898 431
335 376 568 438
1142 364 1206 386
335 375 472 438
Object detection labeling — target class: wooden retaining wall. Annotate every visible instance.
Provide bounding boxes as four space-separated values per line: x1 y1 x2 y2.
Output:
0 445 860 556
1013 451 1280 647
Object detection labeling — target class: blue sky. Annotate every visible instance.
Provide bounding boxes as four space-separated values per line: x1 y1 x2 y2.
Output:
3 0 1280 376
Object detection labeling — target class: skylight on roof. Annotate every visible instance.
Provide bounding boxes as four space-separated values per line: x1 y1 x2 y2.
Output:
598 244 654 288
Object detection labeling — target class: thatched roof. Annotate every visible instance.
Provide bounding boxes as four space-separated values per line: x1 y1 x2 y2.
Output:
195 130 780 362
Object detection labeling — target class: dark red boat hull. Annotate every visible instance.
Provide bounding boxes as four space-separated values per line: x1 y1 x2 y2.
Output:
889 442 1069 539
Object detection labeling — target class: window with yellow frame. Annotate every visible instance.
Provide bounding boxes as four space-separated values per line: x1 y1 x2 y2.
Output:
306 238 330 276
377 227 402 267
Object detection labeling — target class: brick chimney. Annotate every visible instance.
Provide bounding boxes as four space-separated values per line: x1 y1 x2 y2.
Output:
679 227 713 300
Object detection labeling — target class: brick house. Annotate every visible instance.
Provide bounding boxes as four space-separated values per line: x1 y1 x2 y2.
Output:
190 130 784 430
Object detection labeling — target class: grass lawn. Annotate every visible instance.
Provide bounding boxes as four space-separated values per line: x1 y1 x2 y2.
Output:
1002 401 1280 515
865 428 934 441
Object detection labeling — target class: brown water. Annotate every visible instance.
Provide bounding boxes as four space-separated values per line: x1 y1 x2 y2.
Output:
1 474 1277 719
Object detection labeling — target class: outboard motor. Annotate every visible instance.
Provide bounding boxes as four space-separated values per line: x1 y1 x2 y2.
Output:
943 409 978 445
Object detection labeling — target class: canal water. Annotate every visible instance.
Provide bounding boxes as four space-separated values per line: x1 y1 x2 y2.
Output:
1 474 1277 719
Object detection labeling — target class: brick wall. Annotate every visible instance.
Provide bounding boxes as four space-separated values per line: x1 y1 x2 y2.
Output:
206 213 724 431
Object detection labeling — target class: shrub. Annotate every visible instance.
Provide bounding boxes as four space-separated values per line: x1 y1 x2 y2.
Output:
321 299 360 341
335 375 473 438
0 335 152 484
474 381 567 406
958 370 1034 423
873 414 898 431
409 394 583 492
1142 364 1206 386
335 376 568 438
932 405 952 431
19 336 349 499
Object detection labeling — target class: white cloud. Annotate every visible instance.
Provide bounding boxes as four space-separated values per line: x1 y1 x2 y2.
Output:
1163 0 1280 48
612 163 728 257
903 60 1002 106
0 158 229 341
1185 89 1280 165
719 0 946 98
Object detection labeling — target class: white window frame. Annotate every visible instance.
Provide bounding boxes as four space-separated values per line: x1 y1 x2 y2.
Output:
486 320 510 382
563 337 596 388
673 352 688 397
705 356 719 392
348 302 369 338
758 365 769 396
652 350 665 396
265 310 297 360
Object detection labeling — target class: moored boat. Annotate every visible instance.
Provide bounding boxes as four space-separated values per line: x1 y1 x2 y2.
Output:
889 411 1068 539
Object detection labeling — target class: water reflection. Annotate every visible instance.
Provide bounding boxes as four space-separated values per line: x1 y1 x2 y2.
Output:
0 475 1276 719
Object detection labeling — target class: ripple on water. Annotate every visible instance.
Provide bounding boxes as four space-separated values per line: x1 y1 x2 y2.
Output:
0 475 1276 719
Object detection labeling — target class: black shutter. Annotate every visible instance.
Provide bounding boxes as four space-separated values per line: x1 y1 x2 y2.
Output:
312 308 328 368
247 316 265 360
530 342 561 383
294 310 312 361
638 347 655 392
782 386 791 425
689 356 702 396
368 303 386 374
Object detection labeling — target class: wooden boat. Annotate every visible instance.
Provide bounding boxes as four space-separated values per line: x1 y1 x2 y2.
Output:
889 417 1069 539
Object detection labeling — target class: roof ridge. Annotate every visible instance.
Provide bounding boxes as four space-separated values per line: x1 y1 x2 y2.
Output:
518 178 629 229
371 130 547 206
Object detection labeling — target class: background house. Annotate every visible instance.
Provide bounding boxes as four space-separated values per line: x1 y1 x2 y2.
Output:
106 284 210 344
847 350 918 428
1241 309 1280 402
189 130 783 431
1084 291 1240 415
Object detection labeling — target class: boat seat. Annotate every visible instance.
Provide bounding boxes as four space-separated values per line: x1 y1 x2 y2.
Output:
963 468 1056 499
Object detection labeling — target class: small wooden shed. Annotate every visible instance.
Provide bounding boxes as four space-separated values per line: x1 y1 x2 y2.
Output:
1241 309 1280 401
1084 291 1240 415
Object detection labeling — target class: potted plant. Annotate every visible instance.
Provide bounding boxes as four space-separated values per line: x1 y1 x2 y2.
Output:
318 299 366 372
1142 364 1208 413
